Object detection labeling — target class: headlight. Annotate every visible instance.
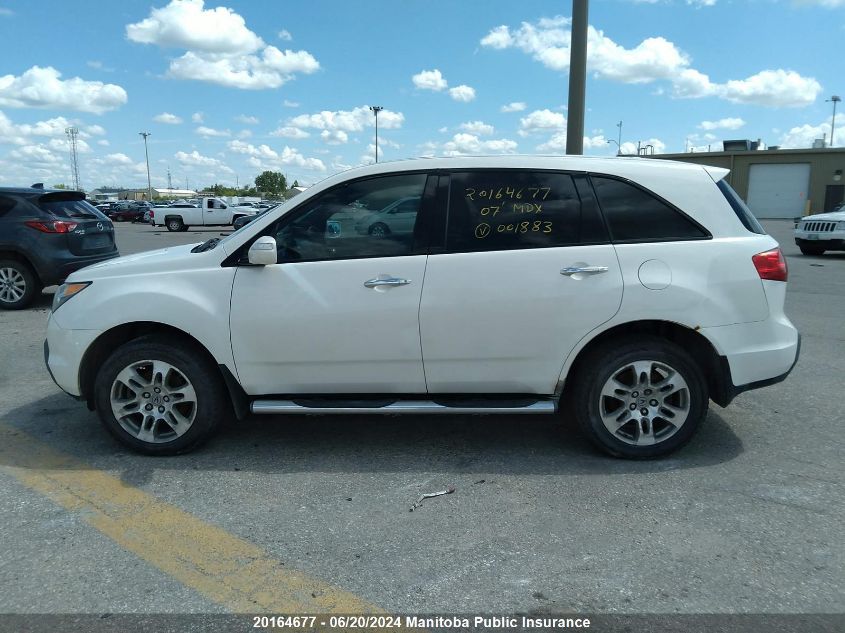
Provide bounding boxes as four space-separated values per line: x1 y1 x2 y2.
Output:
52 282 91 312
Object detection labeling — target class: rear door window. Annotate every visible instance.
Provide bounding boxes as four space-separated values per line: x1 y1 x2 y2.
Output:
591 175 709 242
717 179 766 234
445 170 608 252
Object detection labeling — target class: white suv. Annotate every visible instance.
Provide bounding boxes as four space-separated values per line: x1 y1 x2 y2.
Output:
45 156 800 458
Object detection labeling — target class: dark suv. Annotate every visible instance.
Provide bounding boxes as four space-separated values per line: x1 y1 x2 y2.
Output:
0 186 119 309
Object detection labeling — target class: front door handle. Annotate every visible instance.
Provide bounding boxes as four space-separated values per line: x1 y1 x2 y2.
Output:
364 277 412 288
560 265 609 276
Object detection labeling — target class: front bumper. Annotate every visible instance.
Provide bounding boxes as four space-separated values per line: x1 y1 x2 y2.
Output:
45 313 103 397
794 228 845 251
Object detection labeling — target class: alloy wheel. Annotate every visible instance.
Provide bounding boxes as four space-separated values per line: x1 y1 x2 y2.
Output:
0 267 26 304
598 359 691 446
110 359 198 444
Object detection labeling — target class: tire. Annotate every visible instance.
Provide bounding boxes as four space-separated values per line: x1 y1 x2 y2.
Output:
368 222 389 238
569 336 708 459
115 215 125 222
166 217 184 232
799 245 825 256
0 259 40 310
94 335 230 455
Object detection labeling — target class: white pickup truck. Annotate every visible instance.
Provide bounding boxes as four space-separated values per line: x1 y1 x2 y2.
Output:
150 198 258 232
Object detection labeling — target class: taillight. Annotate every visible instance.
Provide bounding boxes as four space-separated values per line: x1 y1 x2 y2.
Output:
24 220 78 233
150 210 154 218
752 247 788 282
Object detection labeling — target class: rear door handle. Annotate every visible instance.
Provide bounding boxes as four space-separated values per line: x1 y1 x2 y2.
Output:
560 266 609 276
364 277 412 288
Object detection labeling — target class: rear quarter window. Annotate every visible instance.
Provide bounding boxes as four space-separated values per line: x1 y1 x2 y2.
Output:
590 175 709 242
0 195 19 219
717 179 766 235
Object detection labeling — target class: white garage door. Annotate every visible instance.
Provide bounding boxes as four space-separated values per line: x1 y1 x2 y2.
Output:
746 163 810 219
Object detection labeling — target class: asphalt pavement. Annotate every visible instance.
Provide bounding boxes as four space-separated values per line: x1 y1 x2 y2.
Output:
0 219 842 617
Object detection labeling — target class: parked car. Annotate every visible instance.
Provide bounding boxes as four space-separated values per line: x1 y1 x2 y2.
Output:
45 156 799 457
793 207 845 255
0 186 118 309
354 195 421 237
150 197 257 231
106 207 144 222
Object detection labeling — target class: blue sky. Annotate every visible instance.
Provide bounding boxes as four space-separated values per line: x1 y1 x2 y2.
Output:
0 0 842 190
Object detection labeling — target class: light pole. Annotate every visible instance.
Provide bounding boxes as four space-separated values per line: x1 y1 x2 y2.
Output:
565 0 589 155
369 106 383 163
607 139 621 156
826 96 841 147
616 120 622 152
139 132 152 200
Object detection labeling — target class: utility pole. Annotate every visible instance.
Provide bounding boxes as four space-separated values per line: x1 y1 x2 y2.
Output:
139 132 152 200
566 0 589 155
369 105 383 162
167 166 172 190
826 96 841 147
65 127 81 190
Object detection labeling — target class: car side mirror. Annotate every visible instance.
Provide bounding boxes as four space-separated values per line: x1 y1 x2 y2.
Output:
247 236 277 265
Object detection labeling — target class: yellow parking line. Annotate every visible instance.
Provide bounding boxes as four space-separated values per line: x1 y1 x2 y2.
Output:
0 423 381 614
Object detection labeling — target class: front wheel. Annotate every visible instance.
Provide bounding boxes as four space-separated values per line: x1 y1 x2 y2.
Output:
799 244 825 256
166 217 184 232
94 336 230 455
569 337 708 459
368 222 389 238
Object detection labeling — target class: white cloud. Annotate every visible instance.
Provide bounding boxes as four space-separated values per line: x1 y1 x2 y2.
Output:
227 139 326 171
518 109 567 136
167 47 319 90
278 29 292 41
236 129 252 138
441 133 518 156
699 117 745 131
270 126 310 139
0 66 127 114
153 112 183 124
235 114 259 124
106 152 134 165
779 113 843 149
481 16 821 108
175 149 233 172
126 0 263 54
288 105 404 132
620 138 667 155
412 69 447 91
320 129 348 145
195 125 230 137
283 99 300 108
459 121 494 135
126 0 320 90
97 139 110 146
720 70 821 107
449 85 476 102
687 0 717 7
501 102 527 112
191 111 204 123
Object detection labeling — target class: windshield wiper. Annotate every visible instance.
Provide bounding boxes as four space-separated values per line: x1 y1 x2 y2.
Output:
191 238 220 253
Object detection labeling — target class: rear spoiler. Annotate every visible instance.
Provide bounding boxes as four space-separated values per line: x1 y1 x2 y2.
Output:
38 191 86 203
703 165 730 182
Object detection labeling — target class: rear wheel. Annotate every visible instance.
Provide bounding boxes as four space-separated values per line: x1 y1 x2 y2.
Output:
570 336 708 459
368 222 389 238
799 244 825 256
94 336 230 455
0 259 40 310
166 217 184 232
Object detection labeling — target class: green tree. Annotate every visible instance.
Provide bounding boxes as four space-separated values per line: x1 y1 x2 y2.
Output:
254 171 287 197
52 183 67 189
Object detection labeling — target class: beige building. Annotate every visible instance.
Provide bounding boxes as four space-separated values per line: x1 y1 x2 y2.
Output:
650 147 845 218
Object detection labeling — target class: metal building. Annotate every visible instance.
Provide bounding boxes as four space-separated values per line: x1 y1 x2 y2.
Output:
650 147 845 219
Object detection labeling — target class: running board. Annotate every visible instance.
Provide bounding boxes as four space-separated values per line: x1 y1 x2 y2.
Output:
250 399 556 415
